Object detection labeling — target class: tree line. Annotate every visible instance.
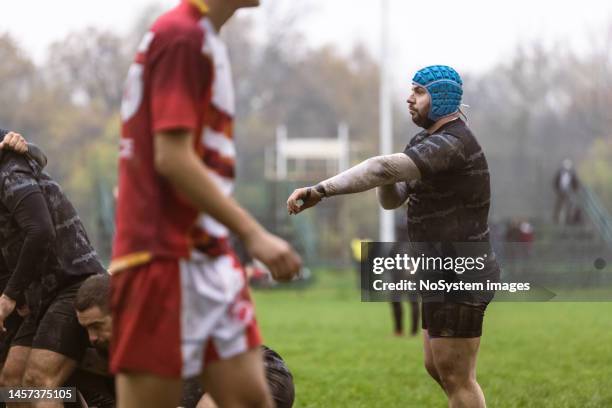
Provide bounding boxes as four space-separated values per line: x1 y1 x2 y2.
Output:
1 10 610 263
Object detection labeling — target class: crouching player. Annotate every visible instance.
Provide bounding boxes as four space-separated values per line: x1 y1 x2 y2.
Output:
0 131 44 374
0 128 106 407
75 274 295 408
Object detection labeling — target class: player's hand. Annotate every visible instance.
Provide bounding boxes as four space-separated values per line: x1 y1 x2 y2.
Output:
0 294 16 332
244 229 302 282
287 187 323 215
0 132 28 154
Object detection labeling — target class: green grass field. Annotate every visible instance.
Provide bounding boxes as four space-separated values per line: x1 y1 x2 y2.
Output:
253 270 612 408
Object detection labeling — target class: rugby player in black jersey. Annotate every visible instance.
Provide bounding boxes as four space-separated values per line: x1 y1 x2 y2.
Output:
0 128 106 408
288 66 499 408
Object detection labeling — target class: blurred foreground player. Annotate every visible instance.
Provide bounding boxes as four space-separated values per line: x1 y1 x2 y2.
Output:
75 274 295 408
0 129 105 408
112 0 302 407
287 66 499 408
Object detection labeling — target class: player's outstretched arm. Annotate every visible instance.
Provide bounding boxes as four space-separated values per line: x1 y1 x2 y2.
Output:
287 153 421 214
154 130 302 282
1 191 55 330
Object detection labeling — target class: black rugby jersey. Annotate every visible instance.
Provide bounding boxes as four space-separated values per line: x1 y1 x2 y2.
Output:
403 118 492 243
0 133 104 303
403 119 499 301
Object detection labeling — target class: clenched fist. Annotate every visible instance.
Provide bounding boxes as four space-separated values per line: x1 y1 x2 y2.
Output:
0 131 28 153
244 228 302 282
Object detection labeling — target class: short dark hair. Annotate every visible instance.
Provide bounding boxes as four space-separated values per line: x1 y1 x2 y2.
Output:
75 274 111 313
262 346 295 408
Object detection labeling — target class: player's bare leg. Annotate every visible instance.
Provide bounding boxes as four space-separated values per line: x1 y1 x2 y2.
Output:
202 348 272 408
22 349 77 408
0 346 30 386
1 346 31 408
116 373 182 408
430 337 485 408
422 330 444 389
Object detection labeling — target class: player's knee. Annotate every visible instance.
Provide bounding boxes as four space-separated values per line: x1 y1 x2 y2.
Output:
211 382 272 408
22 365 60 388
243 385 274 408
258 393 275 408
222 394 272 408
435 359 465 390
438 371 463 393
437 363 474 394
0 365 24 387
235 383 273 408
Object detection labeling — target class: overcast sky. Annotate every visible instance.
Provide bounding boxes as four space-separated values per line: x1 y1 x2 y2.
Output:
3 0 612 90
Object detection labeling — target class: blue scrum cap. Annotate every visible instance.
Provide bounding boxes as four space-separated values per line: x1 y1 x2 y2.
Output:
412 65 463 121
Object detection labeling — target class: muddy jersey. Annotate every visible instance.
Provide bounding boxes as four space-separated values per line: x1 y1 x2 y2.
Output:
403 119 492 243
0 151 104 301
403 119 499 300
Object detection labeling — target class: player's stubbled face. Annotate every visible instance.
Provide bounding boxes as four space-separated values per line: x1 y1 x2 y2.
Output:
77 306 113 353
407 85 431 128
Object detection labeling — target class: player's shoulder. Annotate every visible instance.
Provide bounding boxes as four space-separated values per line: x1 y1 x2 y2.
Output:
150 5 209 48
438 120 486 163
0 152 34 176
435 119 477 148
407 130 428 148
0 153 39 199
438 119 474 139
